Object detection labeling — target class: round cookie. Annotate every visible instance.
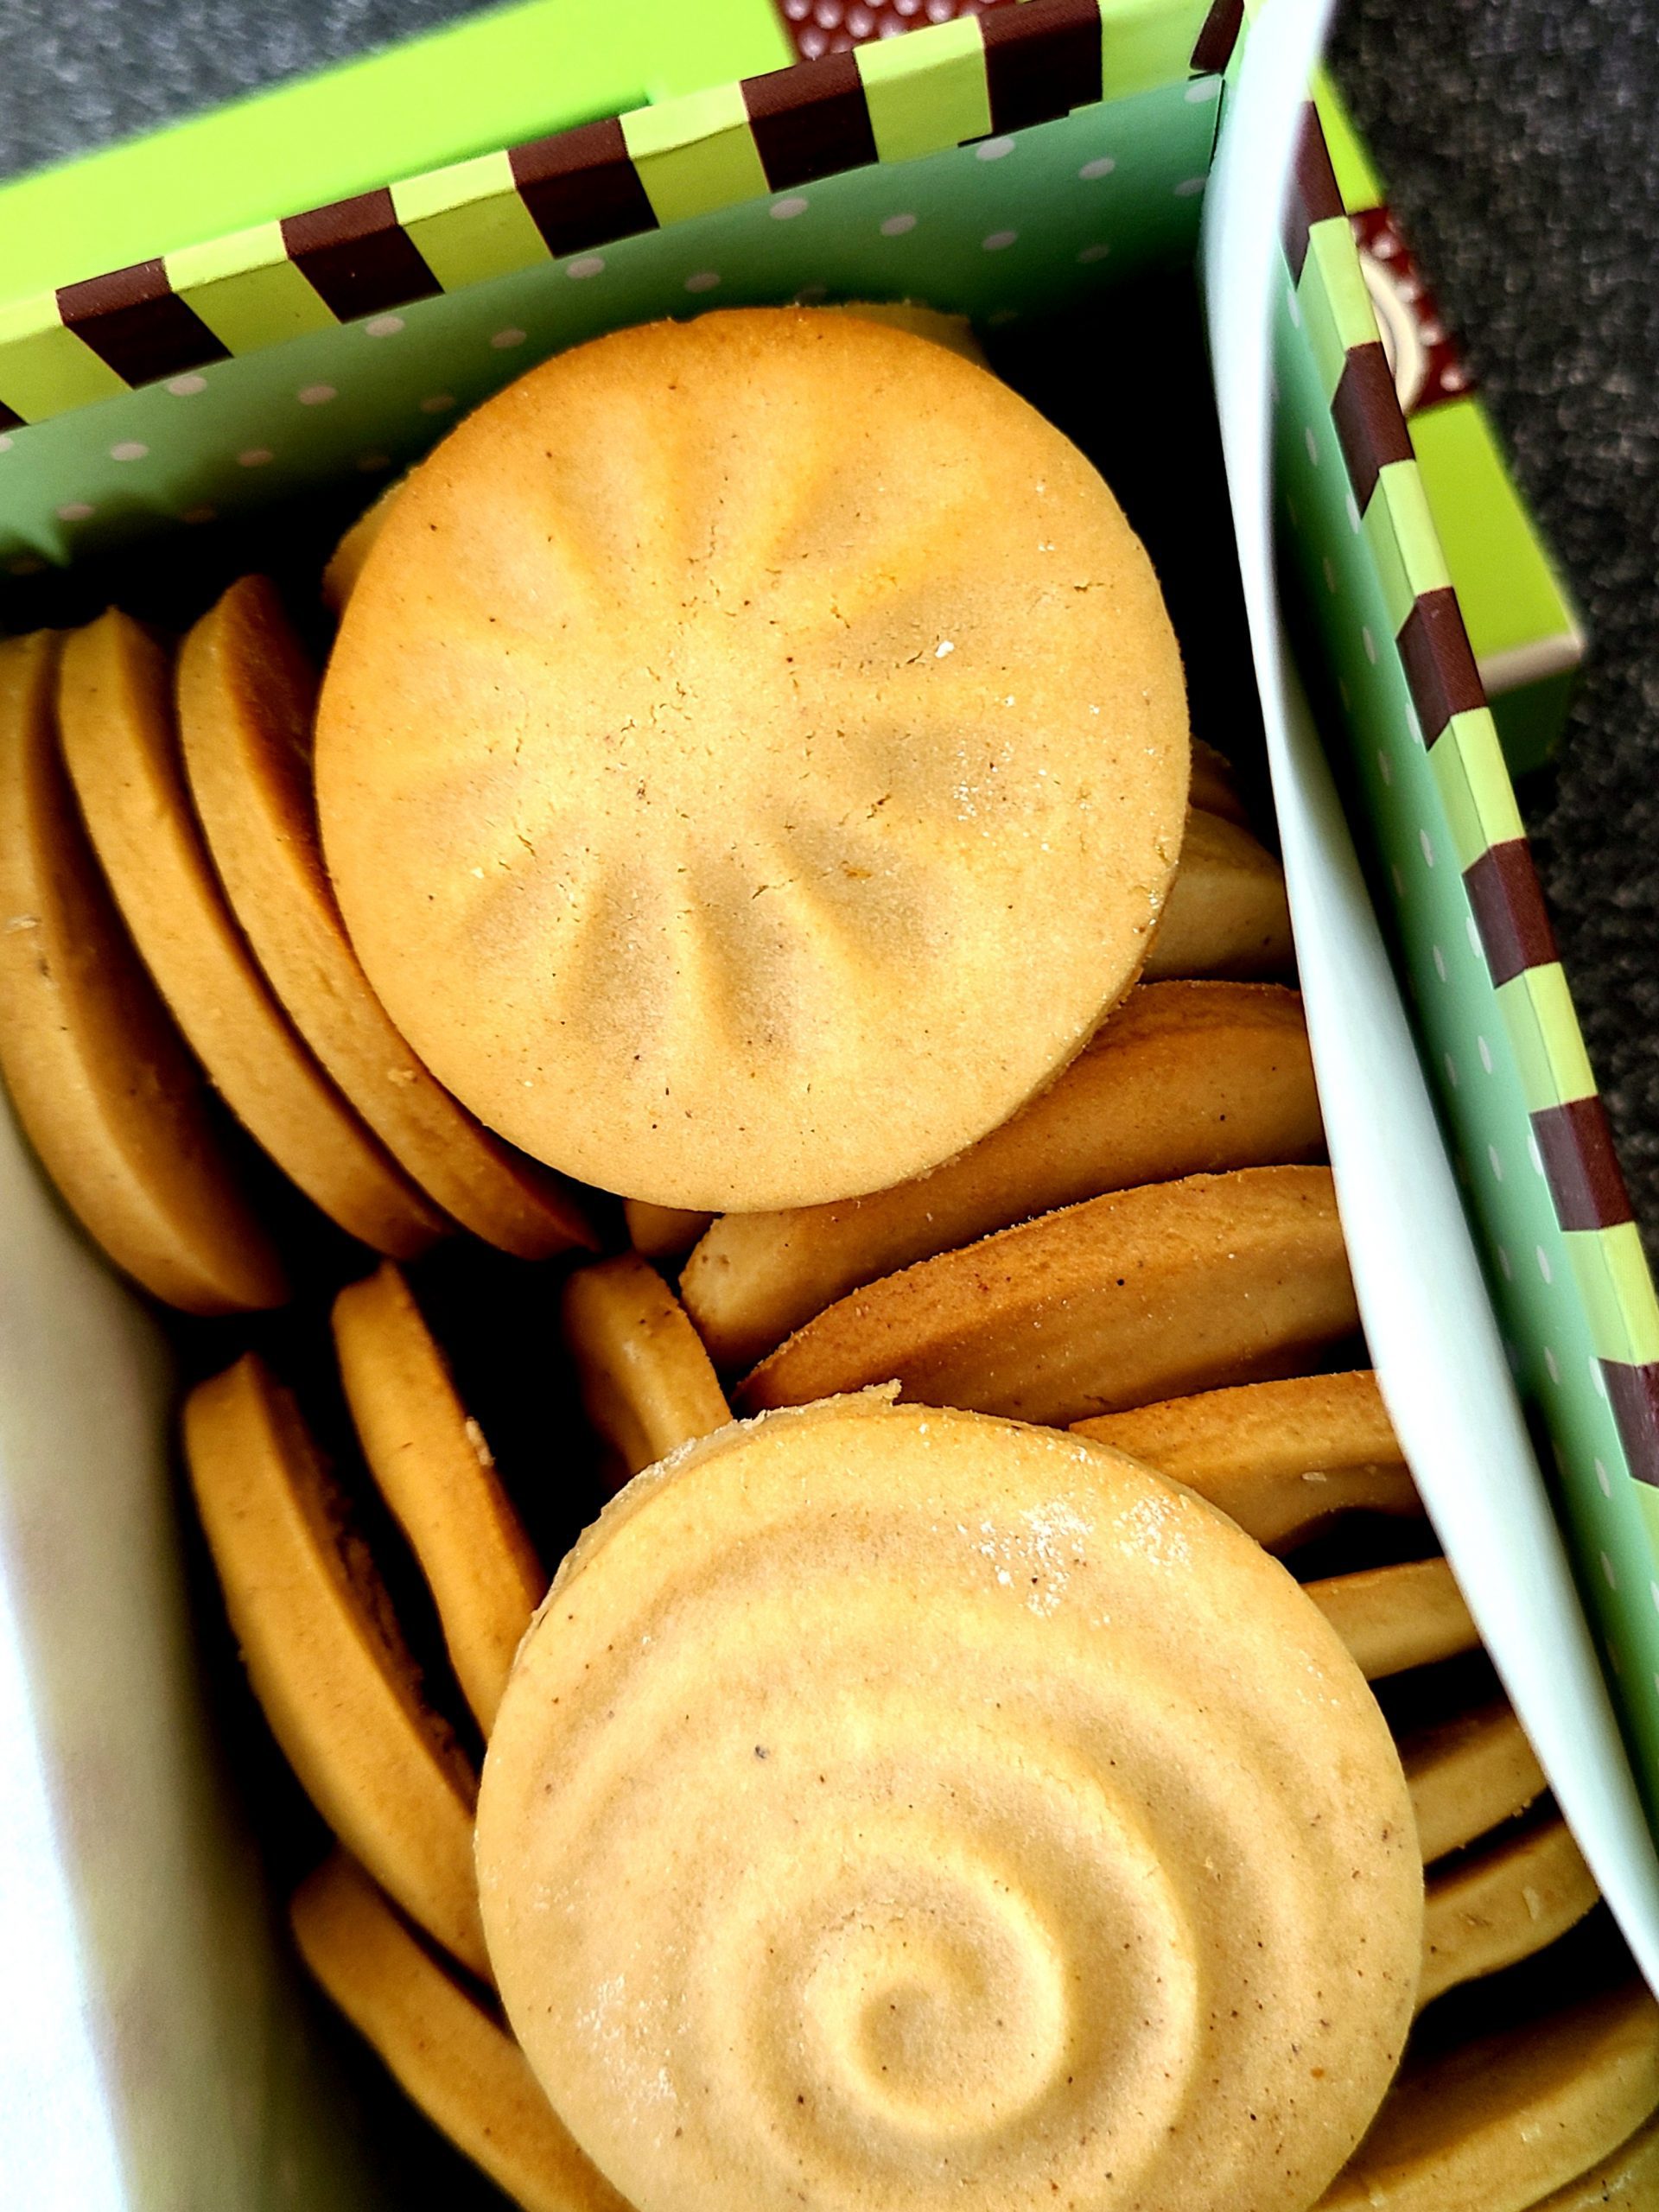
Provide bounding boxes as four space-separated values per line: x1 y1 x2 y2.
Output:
184 1352 486 1976
1316 1979 1659 2211
317 308 1191 1211
1533 2106 1659 2208
561 1251 730 1491
1075 1370 1421 1551
737 1165 1360 1427
1402 1699 1548 1866
477 1394 1422 2212
683 982 1322 1372
315 309 982 619
624 1198 715 1263
178 579 594 1260
333 1262 546 1735
1419 1818 1598 2011
323 481 403 613
57 611 444 1259
292 1853 628 2212
1306 1556 1478 1682
1142 809 1294 982
0 632 284 1313
1188 738 1249 826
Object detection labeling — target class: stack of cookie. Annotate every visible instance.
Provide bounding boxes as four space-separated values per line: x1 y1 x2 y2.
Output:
14 306 1653 2209
183 1255 1656 2210
0 586 595 1316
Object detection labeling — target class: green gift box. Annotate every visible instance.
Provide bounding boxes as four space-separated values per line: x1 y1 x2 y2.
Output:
0 1 1651 2202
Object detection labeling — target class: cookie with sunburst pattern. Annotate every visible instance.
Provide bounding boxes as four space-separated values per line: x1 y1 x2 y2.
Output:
317 308 1189 1211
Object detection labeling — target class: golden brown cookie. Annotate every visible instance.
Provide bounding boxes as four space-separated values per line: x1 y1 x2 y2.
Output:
317 308 1190 1211
739 1166 1358 1427
477 1395 1422 2212
1188 738 1250 826
322 481 403 613
1143 809 1294 981
683 982 1323 1371
178 579 595 1260
1306 1556 1478 1681
0 632 285 1313
1074 1370 1420 1550
332 1262 545 1734
624 1198 715 1263
1419 1817 1599 2011
1532 2107 1659 2207
291 1853 628 2212
832 301 990 365
318 308 984 621
561 1252 730 1490
1403 1700 1548 1866
57 611 443 1258
183 1352 486 1976
1316 1980 1659 2211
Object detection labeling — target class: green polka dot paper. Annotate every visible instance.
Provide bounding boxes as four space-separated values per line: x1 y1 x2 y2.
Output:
1274 110 1659 1821
0 9 1223 573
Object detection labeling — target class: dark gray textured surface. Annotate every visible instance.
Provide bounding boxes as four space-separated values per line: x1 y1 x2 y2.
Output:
1328 0 1659 1252
0 0 478 156
1 0 1656 1240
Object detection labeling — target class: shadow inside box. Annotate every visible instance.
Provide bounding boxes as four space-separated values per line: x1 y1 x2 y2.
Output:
985 269 1274 844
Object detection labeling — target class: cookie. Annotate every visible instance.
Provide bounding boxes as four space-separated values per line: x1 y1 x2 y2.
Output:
0 632 285 1313
828 300 990 366
291 1853 627 2212
683 981 1322 1371
561 1252 730 1490
183 1352 486 1977
332 1262 545 1734
1316 1980 1659 2211
322 481 402 613
1532 2107 1659 2207
476 1395 1421 2212
57 611 444 1259
624 1198 715 1262
178 579 595 1260
1402 1699 1548 1866
1142 809 1294 982
1188 738 1250 827
1419 1816 1599 2011
1306 1556 1478 1681
317 308 1190 1211
317 308 985 621
738 1166 1358 1427
1074 1371 1420 1551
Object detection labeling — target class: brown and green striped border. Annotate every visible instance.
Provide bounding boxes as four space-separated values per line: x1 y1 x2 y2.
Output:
0 0 1217 428
1285 100 1659 1483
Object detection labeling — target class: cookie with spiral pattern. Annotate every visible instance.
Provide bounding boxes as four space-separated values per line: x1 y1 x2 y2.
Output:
477 1393 1421 2212
316 308 1189 1211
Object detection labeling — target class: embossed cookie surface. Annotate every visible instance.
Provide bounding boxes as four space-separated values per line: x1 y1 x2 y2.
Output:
477 1395 1421 2212
317 308 1189 1211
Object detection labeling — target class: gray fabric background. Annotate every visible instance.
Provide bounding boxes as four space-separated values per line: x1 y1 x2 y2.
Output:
1 0 1655 1242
